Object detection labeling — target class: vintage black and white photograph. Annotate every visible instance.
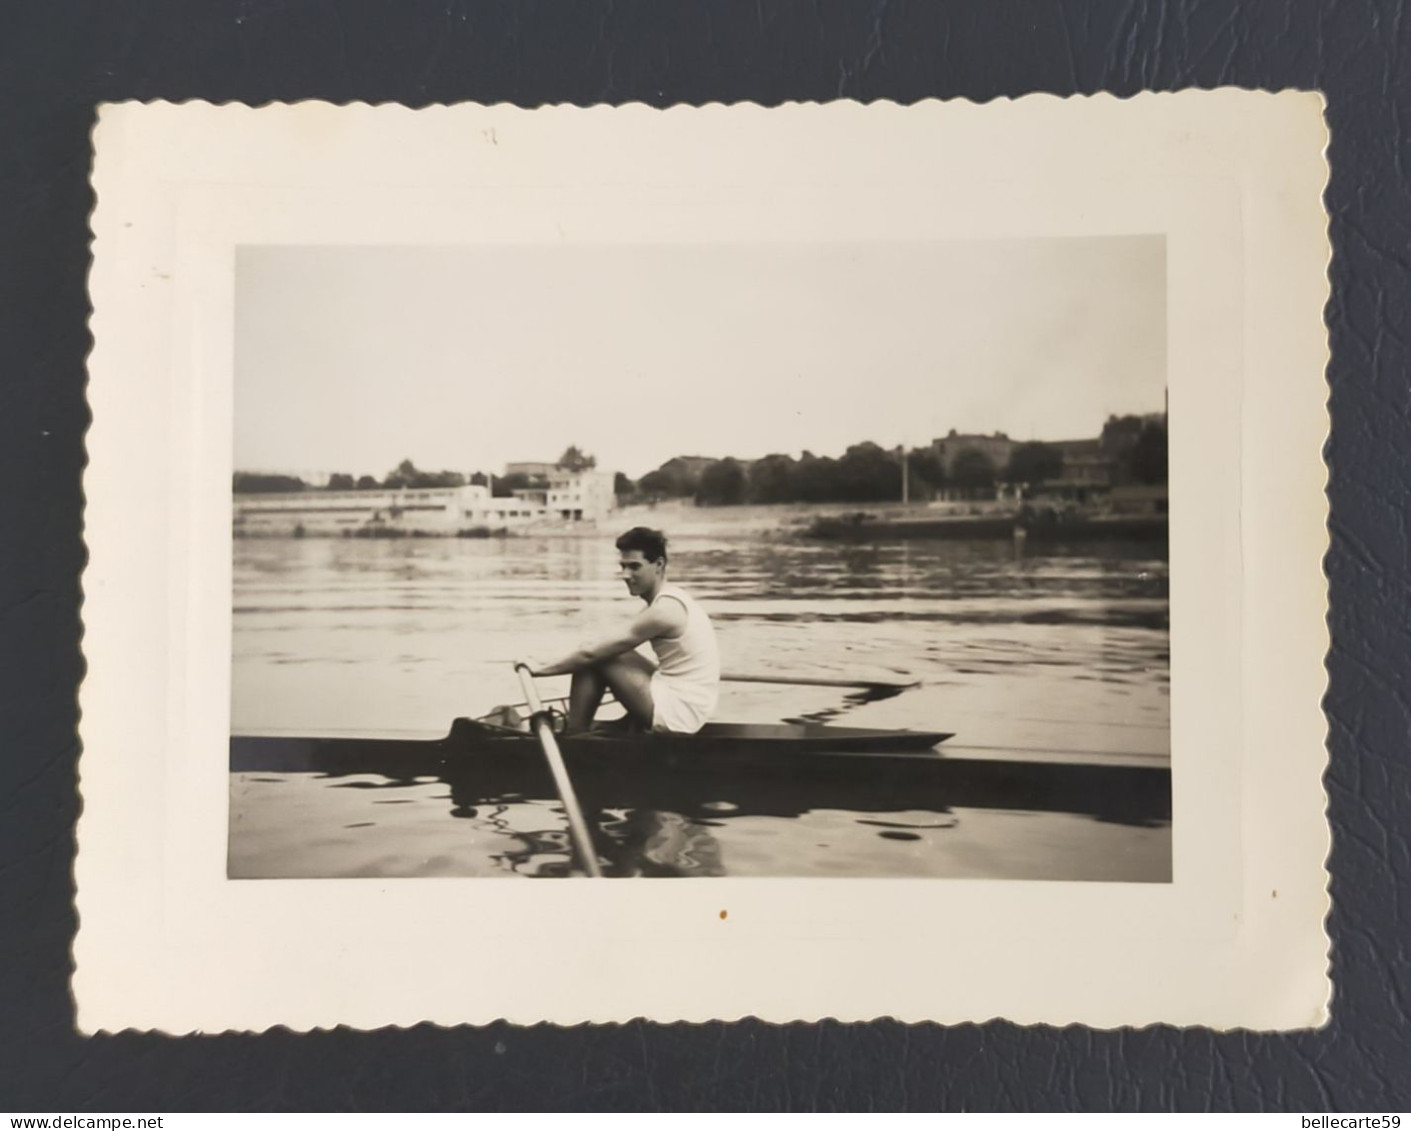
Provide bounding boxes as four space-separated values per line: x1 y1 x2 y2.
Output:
77 97 1330 1031
228 238 1172 882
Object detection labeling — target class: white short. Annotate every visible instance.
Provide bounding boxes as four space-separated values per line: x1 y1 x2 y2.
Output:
649 673 713 735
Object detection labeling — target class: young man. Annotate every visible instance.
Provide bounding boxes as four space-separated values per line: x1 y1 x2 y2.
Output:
523 527 720 734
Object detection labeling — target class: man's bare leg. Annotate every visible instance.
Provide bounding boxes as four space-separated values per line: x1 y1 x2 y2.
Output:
566 664 609 731
567 652 655 732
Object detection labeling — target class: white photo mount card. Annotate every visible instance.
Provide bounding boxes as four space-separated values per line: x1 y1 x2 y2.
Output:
77 94 1331 1033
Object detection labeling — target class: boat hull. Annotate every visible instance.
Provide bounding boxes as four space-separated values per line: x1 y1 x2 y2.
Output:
470 719 953 756
228 719 1171 823
231 718 951 775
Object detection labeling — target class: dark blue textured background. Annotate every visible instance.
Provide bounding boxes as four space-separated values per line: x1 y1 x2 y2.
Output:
0 0 1401 1112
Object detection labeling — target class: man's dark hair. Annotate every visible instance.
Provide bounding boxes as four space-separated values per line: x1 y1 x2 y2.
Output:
616 526 668 564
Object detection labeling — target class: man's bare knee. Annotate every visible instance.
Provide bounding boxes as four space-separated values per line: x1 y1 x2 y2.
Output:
598 657 655 723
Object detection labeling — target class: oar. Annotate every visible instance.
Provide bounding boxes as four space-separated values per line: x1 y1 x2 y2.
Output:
480 662 918 695
722 672 920 692
514 663 603 879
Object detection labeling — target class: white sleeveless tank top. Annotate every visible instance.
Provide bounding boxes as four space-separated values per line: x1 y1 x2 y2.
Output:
648 584 720 726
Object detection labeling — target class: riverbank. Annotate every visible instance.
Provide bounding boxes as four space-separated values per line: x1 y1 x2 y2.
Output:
613 498 1023 538
231 498 1167 543
803 511 1168 543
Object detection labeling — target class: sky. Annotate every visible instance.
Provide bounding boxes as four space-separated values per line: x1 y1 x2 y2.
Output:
234 237 1166 481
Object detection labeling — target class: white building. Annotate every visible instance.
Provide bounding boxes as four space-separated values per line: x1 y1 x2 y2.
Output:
233 484 549 537
546 469 617 521
234 471 619 537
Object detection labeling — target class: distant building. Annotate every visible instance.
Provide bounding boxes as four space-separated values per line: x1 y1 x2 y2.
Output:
1109 483 1168 515
502 467 617 521
233 484 549 537
1049 438 1112 485
1025 480 1105 508
665 456 718 478
932 431 1123 485
547 469 617 521
931 431 1015 476
503 461 558 479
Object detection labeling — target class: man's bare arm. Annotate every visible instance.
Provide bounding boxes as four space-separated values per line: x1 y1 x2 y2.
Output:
529 601 686 677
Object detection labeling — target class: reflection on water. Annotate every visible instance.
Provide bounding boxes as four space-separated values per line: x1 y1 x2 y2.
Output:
229 768 1171 882
230 516 1170 880
228 733 1172 881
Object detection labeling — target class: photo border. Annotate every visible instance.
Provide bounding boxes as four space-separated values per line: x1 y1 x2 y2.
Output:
76 94 1329 1034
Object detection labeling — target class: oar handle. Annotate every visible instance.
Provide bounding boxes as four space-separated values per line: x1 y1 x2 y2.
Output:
514 663 603 879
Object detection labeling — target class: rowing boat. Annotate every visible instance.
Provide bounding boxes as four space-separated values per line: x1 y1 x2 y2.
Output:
229 715 1169 823
231 714 953 775
234 668 1170 835
228 659 1172 880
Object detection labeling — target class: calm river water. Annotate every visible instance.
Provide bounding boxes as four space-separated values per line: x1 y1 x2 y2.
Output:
230 507 1170 881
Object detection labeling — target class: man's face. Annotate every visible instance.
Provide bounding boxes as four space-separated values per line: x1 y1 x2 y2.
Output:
618 549 664 597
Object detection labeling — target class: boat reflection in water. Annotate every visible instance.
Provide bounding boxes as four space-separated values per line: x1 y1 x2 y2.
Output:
469 805 727 879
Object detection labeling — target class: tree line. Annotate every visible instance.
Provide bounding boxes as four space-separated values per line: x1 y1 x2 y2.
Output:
622 416 1167 507
233 459 468 495
233 420 1167 506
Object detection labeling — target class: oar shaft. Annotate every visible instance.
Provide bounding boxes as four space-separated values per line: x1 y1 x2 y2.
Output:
722 672 918 691
515 664 602 879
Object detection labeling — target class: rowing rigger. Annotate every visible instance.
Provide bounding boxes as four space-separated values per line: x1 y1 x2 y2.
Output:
473 663 922 698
